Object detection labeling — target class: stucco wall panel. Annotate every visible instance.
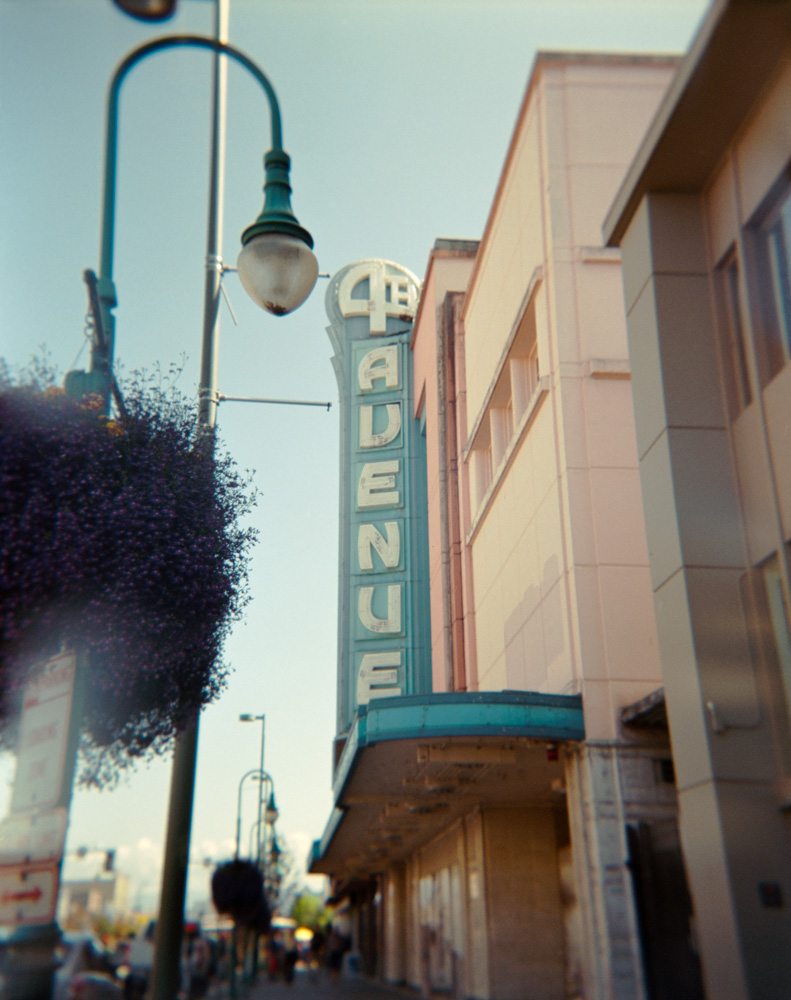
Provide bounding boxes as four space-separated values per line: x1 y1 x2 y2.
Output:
575 261 630 362
639 434 683 591
470 509 501 606
598 565 661 683
570 564 606 682
620 193 709 314
548 259 581 365
668 427 743 570
465 117 544 424
563 468 596 567
627 270 728 462
563 71 677 164
514 518 542 620
589 466 650 567
569 164 638 248
543 577 574 692
583 377 640 470
522 609 549 691
535 483 565 599
581 679 617 741
652 273 725 431
530 404 563 509
556 377 588 471
627 279 668 460
475 581 506 688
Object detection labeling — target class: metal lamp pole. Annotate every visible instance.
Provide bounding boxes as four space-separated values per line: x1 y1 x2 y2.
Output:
230 767 271 999
66 13 317 1000
239 714 266 863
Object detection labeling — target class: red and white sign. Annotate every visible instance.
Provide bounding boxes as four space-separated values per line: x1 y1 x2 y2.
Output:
0 864 58 926
0 808 68 866
10 652 76 814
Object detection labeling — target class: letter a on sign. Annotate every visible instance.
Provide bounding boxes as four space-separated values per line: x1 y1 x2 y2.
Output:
358 346 399 392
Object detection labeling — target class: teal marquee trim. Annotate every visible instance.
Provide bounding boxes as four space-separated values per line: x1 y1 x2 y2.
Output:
308 691 585 873
331 690 585 804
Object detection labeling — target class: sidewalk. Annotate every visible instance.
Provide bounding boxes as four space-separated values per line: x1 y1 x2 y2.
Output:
215 967 414 1000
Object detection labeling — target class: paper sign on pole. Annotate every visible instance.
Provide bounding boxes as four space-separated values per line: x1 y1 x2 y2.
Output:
0 864 58 926
10 652 76 814
0 808 68 866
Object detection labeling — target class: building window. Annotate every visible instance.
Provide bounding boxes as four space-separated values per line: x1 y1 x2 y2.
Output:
715 249 752 416
510 301 539 422
465 273 544 525
470 444 492 510
763 556 791 718
752 183 791 383
750 554 791 775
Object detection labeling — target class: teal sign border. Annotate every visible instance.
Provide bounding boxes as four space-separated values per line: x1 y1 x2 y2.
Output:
326 260 431 736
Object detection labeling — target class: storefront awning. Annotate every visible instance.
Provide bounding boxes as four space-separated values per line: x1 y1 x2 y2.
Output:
309 691 584 880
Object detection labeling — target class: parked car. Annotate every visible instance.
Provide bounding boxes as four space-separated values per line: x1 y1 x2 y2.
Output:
53 932 122 1000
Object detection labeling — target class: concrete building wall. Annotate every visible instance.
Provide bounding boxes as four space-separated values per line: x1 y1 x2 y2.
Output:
412 248 479 693
456 55 682 1000
397 53 684 1000
612 17 791 994
461 56 673 744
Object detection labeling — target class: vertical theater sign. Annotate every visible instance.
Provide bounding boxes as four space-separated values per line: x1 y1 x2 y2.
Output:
326 260 431 735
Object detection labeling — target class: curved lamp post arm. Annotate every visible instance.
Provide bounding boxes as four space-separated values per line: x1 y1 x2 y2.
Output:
101 34 283 282
90 33 314 400
234 767 274 858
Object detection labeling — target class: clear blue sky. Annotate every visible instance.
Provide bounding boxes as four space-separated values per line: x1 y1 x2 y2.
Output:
0 0 708 914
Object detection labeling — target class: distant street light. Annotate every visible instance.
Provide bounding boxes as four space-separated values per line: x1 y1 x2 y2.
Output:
234 769 273 860
239 714 266 866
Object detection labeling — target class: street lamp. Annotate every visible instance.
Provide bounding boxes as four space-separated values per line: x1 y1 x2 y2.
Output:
63 22 317 1000
239 714 265 866
68 32 318 415
111 0 177 19
232 766 273 995
247 793 278 888
234 768 273 860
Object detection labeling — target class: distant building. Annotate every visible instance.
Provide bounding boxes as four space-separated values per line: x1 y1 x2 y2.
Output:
58 873 129 926
605 1 791 996
312 52 687 1000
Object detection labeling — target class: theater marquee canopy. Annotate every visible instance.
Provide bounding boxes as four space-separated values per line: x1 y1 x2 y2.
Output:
309 691 585 883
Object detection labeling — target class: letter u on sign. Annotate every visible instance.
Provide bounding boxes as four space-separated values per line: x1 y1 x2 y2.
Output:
358 585 402 633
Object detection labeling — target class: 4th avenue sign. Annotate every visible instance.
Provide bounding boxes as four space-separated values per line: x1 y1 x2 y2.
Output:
326 260 432 734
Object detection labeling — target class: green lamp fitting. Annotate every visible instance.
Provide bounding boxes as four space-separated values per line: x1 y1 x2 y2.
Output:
241 149 314 250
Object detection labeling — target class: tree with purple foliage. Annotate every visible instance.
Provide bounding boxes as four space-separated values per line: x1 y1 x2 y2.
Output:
0 359 257 787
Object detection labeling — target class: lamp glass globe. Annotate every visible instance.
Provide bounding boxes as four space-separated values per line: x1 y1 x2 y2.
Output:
237 233 318 316
112 0 176 20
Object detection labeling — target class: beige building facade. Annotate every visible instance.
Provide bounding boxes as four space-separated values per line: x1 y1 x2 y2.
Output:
605 1 791 996
313 51 706 1000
